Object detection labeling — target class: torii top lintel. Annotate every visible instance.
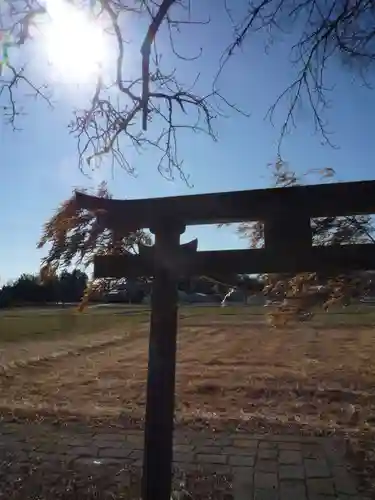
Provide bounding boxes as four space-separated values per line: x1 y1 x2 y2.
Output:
74 180 375 231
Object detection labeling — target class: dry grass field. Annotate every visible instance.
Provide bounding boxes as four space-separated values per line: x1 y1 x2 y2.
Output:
0 304 375 438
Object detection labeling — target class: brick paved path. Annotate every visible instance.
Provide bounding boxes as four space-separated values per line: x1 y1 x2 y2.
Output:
0 421 368 499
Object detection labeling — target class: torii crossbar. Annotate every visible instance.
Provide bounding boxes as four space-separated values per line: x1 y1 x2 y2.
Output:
75 179 375 500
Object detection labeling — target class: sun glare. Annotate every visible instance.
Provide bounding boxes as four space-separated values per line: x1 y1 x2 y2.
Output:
42 0 106 84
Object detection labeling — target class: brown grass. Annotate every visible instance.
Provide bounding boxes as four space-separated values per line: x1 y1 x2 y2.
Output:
0 314 374 436
0 307 148 343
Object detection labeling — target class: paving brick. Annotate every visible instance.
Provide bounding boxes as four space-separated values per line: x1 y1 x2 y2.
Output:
66 446 98 458
279 450 303 465
301 444 325 459
279 480 307 500
197 445 222 454
279 464 304 480
255 460 278 473
230 455 255 467
308 495 336 500
194 434 232 447
94 434 123 443
129 449 143 460
125 434 143 446
2 423 27 435
98 448 132 459
65 438 93 447
307 478 335 496
0 423 367 500
0 436 26 448
196 453 227 464
75 457 131 467
193 436 217 447
29 451 65 463
233 439 258 449
232 466 254 481
325 453 346 467
225 446 257 456
211 436 233 447
259 442 277 450
173 434 191 445
95 439 131 449
332 466 358 495
323 439 346 463
233 479 253 500
268 435 303 443
253 490 279 500
258 449 278 460
254 472 278 490
234 433 259 440
334 496 363 500
172 462 198 472
199 464 231 474
173 444 195 453
173 452 195 463
304 458 331 478
278 442 302 451
112 470 132 487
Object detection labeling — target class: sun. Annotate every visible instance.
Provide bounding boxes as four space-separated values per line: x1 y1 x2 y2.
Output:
42 0 107 84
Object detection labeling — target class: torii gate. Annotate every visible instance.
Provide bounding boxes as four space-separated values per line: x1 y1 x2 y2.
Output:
75 180 375 500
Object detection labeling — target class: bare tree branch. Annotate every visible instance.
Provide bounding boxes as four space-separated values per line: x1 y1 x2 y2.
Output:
2 0 373 175
140 0 176 130
218 0 375 148
0 0 243 182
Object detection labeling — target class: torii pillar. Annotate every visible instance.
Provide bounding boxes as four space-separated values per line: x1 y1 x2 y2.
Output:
141 220 194 500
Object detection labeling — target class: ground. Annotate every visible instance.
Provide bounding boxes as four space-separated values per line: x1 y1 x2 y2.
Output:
0 421 361 500
0 304 375 498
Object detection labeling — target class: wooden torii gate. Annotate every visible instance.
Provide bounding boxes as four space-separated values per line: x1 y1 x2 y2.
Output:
75 180 375 500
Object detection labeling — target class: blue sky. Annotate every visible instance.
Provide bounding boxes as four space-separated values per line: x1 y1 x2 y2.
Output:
0 0 374 283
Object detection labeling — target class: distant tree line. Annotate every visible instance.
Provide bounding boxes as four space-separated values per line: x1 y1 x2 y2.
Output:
0 270 88 309
2 264 374 312
0 269 266 309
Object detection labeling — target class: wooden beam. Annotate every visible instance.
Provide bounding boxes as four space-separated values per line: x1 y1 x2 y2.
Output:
94 244 375 278
264 210 312 253
76 180 375 230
